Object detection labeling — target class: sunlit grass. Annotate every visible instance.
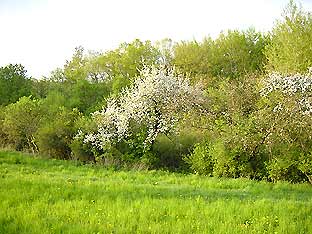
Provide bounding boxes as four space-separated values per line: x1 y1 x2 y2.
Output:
0 150 311 234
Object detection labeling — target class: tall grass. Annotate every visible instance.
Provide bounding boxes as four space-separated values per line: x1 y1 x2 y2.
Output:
0 151 311 233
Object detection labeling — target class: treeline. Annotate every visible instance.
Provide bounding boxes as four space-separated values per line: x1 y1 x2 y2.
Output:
1 1 312 183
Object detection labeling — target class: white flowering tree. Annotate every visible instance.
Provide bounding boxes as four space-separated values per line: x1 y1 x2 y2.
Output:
85 66 204 152
261 72 312 115
259 71 312 148
259 71 312 183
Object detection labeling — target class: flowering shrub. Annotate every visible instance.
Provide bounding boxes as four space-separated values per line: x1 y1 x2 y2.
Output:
186 71 312 182
259 71 312 182
85 66 204 152
261 72 312 115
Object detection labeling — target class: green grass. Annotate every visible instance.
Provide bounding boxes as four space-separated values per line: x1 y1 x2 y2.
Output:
0 151 311 234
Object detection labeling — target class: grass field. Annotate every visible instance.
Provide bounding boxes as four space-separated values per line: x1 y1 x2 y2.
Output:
0 151 311 234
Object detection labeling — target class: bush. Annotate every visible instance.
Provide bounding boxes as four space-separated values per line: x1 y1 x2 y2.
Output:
3 96 41 152
152 131 200 171
185 141 215 176
298 152 312 184
266 158 306 183
185 75 269 180
258 72 312 182
70 116 97 162
36 108 81 159
0 106 8 147
70 136 95 163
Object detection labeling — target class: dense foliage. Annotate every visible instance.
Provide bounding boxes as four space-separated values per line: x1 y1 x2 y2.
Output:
0 64 32 106
265 0 312 74
1 1 311 183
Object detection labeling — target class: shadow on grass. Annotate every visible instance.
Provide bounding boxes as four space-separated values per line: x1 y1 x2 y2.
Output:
1 150 312 204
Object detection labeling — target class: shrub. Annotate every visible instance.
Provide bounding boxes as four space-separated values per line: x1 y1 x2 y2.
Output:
3 96 41 152
298 152 312 184
36 108 81 159
0 106 8 147
259 71 312 182
70 116 97 163
185 75 269 179
185 141 215 176
152 130 201 171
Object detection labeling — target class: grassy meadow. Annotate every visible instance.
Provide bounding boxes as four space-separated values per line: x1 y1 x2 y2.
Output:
0 150 311 234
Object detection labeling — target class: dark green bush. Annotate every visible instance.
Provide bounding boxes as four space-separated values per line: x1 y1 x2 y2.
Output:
0 64 33 106
70 116 96 162
36 108 81 159
298 152 312 184
0 106 8 147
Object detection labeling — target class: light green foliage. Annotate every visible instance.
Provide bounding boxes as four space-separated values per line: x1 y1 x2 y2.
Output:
173 40 211 77
40 91 69 115
0 64 33 106
46 75 110 115
60 39 161 86
186 75 268 179
116 39 161 78
185 141 215 176
3 97 41 152
0 151 312 234
66 79 110 115
63 46 88 82
265 0 312 73
212 29 268 78
173 29 268 80
30 78 52 99
96 39 162 93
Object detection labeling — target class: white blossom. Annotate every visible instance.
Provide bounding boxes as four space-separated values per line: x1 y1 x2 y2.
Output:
261 72 312 115
85 66 204 149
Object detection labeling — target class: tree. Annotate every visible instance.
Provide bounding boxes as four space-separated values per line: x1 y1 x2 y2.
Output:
173 29 268 80
63 46 88 82
85 66 205 154
259 72 312 182
96 39 162 93
211 29 268 78
173 39 212 78
154 38 174 65
186 74 264 178
0 64 32 106
265 0 312 74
